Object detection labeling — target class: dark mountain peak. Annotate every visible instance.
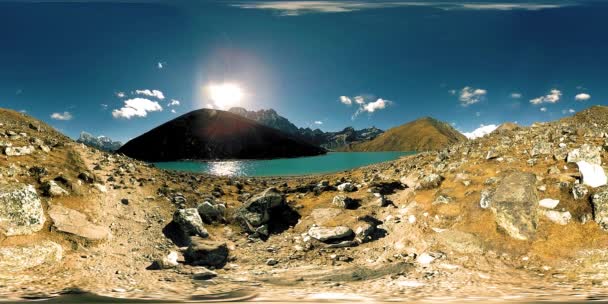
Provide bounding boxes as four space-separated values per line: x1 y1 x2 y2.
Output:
117 108 325 162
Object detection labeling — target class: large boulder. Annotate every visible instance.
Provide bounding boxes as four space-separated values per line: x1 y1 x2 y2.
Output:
173 208 208 238
42 180 69 197
0 241 63 273
308 226 354 242
332 195 358 209
235 187 297 237
592 187 608 231
197 201 226 223
184 237 228 268
416 174 444 190
0 184 46 236
567 144 602 165
48 204 111 241
488 172 539 240
4 145 35 156
577 161 607 188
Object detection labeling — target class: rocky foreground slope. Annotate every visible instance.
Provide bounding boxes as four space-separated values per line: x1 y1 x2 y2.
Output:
1 106 608 301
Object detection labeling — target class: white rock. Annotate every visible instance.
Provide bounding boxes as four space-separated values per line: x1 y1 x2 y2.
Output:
544 210 572 225
539 198 559 209
337 182 356 192
93 183 107 193
416 253 435 265
577 161 608 188
408 215 416 224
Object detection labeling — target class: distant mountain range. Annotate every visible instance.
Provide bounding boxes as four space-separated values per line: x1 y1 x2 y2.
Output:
228 107 383 150
117 109 326 162
77 132 122 152
344 117 467 152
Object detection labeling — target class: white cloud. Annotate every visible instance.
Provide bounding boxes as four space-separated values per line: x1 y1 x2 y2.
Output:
100 104 108 110
232 1 571 16
458 86 487 107
475 111 481 117
510 92 522 99
530 89 561 105
134 89 165 100
116 91 126 98
314 120 323 125
171 109 177 114
462 124 498 139
157 61 165 69
360 98 390 113
112 98 163 119
563 108 576 114
50 111 73 121
168 99 180 107
540 107 547 112
448 89 457 95
339 95 352 105
354 96 365 104
575 93 591 101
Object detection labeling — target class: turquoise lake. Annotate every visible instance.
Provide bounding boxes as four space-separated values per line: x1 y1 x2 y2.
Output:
154 152 413 177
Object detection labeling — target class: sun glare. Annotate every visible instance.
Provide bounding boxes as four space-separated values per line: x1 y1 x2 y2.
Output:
207 83 243 109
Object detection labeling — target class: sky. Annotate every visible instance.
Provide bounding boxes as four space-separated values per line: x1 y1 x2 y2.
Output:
1 0 607 143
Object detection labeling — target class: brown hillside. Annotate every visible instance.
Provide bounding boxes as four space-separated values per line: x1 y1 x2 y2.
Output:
346 117 467 152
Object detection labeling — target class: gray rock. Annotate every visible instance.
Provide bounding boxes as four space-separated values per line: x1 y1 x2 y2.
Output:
337 182 356 192
0 184 46 236
572 183 589 200
488 172 539 240
48 204 111 241
184 237 228 268
173 208 208 238
308 226 353 242
4 145 35 156
592 187 608 231
235 187 285 234
0 241 62 273
433 194 453 205
191 267 218 280
416 174 444 190
42 180 69 197
567 144 602 165
332 195 357 209
480 189 493 209
354 222 375 243
530 142 553 157
197 201 226 223
543 210 572 225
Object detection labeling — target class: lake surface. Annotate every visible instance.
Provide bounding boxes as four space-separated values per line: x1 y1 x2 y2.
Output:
154 152 413 177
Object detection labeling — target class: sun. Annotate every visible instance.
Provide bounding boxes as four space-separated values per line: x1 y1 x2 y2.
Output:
206 83 244 109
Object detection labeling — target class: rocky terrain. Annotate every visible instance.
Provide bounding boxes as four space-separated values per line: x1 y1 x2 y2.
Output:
1 106 608 302
117 108 326 162
76 131 122 152
228 107 383 150
346 116 467 152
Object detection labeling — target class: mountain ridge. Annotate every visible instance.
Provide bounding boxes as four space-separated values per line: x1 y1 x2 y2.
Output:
345 116 467 152
228 107 383 150
117 108 326 162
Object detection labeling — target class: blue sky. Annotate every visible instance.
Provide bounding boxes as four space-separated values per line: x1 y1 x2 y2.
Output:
1 0 607 142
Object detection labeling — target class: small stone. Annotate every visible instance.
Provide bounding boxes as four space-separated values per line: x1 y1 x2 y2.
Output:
417 253 435 266
572 184 589 200
173 208 208 238
544 210 572 225
266 258 278 266
539 198 559 209
121 198 129 205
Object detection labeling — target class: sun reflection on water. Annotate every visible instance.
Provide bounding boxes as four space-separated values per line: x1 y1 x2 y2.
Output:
207 160 245 177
